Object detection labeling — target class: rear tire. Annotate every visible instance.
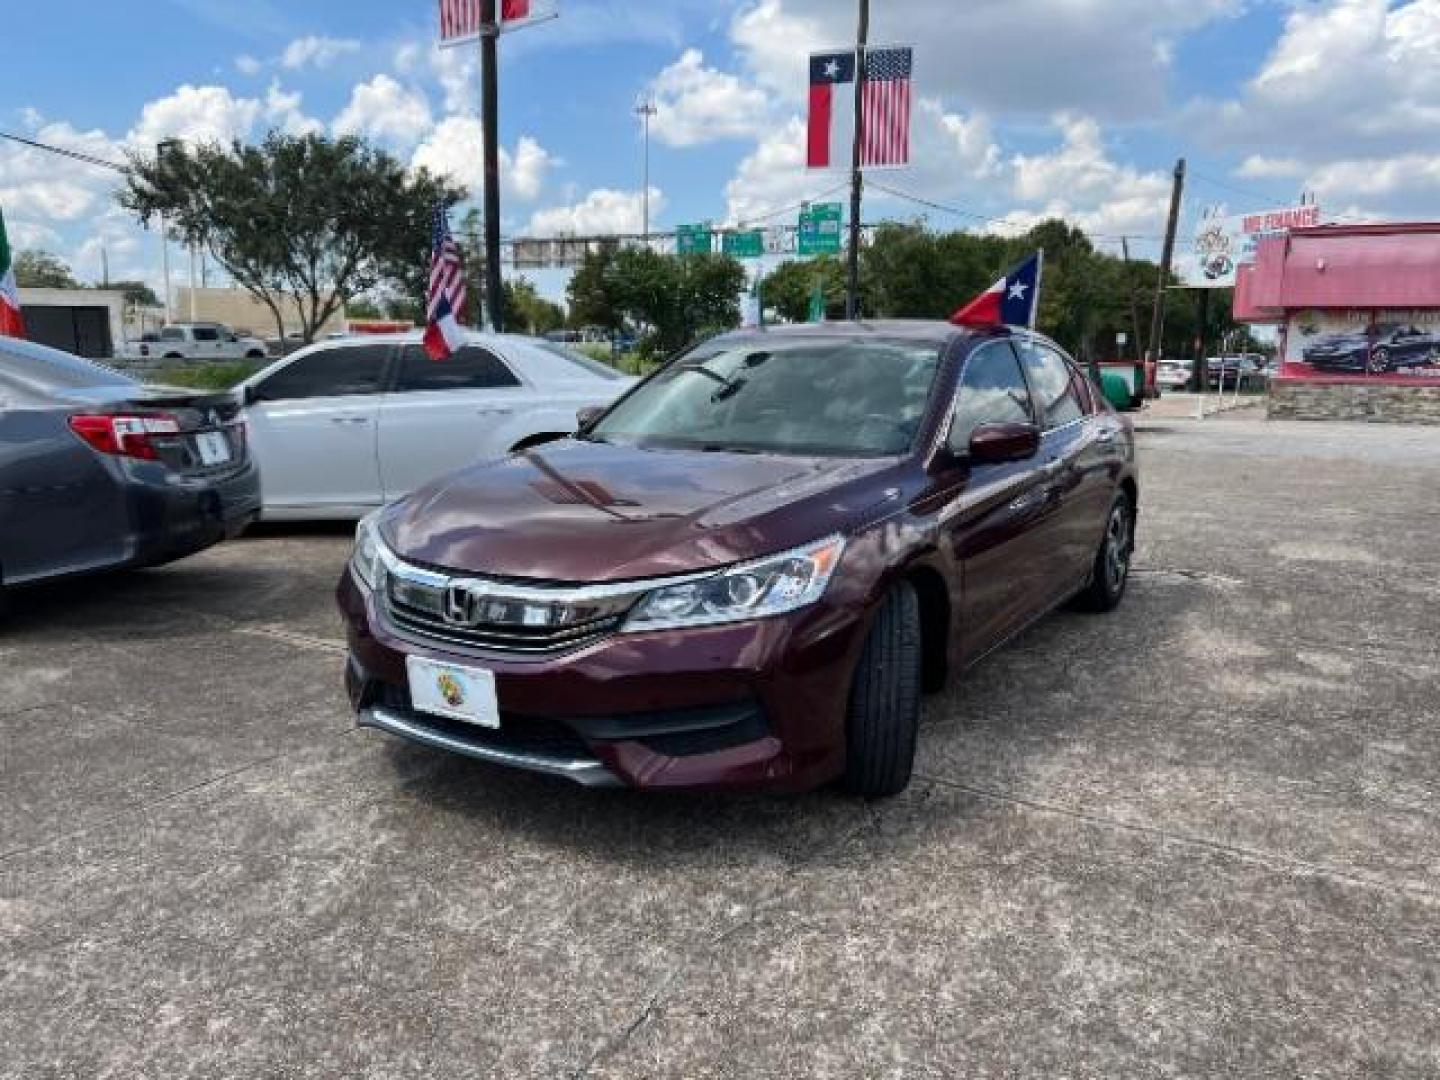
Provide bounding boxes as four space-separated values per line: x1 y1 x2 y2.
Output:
841 581 922 798
1075 493 1134 613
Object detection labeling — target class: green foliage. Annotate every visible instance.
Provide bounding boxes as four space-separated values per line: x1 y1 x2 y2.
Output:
346 297 384 320
147 361 265 390
565 247 746 358
13 250 80 289
106 280 161 308
119 132 464 345
762 256 846 323
503 278 565 335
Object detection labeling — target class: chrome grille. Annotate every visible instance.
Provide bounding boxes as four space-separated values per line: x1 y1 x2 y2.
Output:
381 569 636 656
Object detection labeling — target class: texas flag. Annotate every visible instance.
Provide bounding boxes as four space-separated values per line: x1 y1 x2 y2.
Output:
950 253 1043 329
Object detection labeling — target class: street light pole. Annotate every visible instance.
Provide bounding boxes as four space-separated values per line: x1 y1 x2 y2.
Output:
636 101 657 248
156 139 181 325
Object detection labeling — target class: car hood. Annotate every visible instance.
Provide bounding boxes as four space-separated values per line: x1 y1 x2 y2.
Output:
382 439 907 583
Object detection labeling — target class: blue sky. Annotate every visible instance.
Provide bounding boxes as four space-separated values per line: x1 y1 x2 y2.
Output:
2 0 1434 302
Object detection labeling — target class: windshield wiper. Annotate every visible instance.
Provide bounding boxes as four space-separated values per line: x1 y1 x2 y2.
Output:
699 443 763 455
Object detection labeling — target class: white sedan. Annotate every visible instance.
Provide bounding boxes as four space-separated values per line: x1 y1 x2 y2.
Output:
239 332 634 520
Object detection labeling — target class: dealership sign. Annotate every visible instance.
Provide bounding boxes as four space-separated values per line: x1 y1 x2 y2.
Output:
1189 203 1322 288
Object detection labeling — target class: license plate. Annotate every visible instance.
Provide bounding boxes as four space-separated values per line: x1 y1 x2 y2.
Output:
406 656 500 729
196 430 232 467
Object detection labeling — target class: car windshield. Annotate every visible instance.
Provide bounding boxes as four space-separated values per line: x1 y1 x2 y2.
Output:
588 337 942 457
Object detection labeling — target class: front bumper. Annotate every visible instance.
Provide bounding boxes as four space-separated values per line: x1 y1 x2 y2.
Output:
337 566 867 793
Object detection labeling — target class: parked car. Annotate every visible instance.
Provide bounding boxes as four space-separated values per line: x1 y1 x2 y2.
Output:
1204 354 1268 389
0 337 259 601
1302 324 1439 374
1156 358 1194 392
138 323 269 362
240 332 635 520
338 322 1139 796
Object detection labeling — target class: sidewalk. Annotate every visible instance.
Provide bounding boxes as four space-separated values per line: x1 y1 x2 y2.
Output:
1143 390 1266 420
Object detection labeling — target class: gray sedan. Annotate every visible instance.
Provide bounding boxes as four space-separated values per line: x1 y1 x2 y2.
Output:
0 338 260 602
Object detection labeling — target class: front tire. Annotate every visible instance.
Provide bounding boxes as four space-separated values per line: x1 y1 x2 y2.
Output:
1368 347 1391 374
1076 493 1134 613
841 581 922 798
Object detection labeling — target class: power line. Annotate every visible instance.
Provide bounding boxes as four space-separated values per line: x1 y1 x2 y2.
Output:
0 130 130 174
866 179 1167 242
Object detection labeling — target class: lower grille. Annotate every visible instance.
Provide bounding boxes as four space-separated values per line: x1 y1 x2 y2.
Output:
378 683 595 759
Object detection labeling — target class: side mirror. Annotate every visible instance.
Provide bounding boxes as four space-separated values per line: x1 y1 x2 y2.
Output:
243 384 261 406
576 406 604 430
968 422 1040 464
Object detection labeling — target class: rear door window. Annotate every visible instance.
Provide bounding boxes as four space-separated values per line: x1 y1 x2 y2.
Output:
1016 340 1085 429
254 345 390 402
395 345 521 392
192 327 220 342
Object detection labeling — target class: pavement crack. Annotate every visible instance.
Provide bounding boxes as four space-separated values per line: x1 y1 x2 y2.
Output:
567 809 881 1078
914 773 1440 904
0 727 362 866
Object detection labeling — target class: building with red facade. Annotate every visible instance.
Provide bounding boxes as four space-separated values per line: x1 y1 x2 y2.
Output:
1235 223 1440 422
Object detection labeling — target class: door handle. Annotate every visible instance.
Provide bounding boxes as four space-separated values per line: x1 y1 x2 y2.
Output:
330 416 370 425
476 407 514 417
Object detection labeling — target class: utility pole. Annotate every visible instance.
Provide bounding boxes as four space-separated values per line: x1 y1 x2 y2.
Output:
480 0 504 332
1147 157 1185 366
1120 237 1144 363
845 0 869 321
636 101 656 248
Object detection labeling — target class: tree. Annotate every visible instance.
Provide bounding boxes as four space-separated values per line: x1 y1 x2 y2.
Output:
762 256 846 323
119 132 463 344
563 247 745 357
14 250 79 289
104 280 160 308
503 278 564 335
566 245 624 332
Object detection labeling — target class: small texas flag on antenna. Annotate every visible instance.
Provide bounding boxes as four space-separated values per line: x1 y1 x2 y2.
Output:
950 251 1043 329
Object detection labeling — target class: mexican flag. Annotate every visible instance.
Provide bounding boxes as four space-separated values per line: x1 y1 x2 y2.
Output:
0 206 23 339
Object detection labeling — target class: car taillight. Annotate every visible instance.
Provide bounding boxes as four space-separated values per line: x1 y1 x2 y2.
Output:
68 414 181 461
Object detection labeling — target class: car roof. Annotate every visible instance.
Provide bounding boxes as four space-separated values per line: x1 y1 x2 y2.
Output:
709 319 1000 348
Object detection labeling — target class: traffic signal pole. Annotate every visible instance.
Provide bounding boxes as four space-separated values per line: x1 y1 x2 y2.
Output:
845 0 869 321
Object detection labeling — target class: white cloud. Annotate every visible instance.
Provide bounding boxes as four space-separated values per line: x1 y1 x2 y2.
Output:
281 35 362 71
647 49 771 147
127 84 262 148
722 101 1002 226
527 188 664 236
263 82 324 137
411 117 555 202
333 76 432 146
1195 0 1440 219
234 54 263 76
731 0 1241 120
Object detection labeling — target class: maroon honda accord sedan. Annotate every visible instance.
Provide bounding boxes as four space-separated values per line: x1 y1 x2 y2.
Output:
338 321 1138 796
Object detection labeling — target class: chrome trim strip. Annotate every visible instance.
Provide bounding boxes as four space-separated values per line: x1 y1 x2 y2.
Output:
378 545 715 604
359 706 623 787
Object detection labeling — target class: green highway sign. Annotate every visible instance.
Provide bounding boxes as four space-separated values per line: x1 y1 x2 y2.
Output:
798 203 843 256
722 230 765 258
676 223 713 255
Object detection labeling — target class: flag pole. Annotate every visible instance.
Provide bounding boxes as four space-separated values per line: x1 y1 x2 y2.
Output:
844 0 869 321
479 0 504 332
1029 247 1045 331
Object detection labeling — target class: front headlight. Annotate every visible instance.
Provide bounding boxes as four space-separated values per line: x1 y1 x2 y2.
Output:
351 513 388 590
624 536 846 632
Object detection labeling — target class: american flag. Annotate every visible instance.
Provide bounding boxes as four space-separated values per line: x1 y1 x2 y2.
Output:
860 47 912 168
439 0 536 43
423 207 468 361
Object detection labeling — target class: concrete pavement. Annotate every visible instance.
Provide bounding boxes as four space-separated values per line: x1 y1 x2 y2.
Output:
3 415 1438 1078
